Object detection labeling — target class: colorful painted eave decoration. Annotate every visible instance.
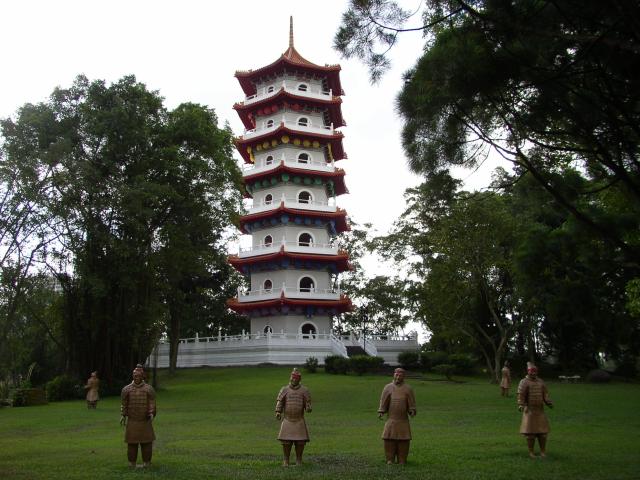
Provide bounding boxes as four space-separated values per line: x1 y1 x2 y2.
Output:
235 125 346 163
243 164 349 197
238 205 349 235
233 90 345 129
226 295 353 315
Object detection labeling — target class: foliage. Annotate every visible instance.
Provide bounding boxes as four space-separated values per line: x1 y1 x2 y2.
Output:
397 351 420 370
336 0 640 374
348 355 385 375
304 356 319 374
432 363 455 380
323 355 350 375
448 353 475 375
420 351 449 371
0 75 243 385
45 375 81 402
586 369 611 384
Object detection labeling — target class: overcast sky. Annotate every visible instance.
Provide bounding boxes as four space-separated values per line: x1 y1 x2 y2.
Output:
1 1 502 338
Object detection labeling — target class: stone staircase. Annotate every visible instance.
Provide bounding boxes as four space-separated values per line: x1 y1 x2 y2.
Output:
346 345 367 357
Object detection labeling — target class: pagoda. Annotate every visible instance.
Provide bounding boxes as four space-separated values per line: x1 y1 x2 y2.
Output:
148 20 420 369
226 19 353 362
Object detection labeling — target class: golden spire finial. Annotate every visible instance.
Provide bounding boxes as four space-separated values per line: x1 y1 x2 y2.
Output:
289 16 294 48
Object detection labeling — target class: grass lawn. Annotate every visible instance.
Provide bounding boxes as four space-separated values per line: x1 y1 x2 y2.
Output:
1 366 639 479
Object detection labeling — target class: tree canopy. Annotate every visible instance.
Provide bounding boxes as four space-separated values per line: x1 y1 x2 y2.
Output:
0 75 244 386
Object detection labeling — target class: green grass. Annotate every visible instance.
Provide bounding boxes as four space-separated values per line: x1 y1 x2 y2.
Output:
1 367 639 479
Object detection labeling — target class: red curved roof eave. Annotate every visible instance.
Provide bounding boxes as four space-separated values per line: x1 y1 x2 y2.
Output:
239 205 350 234
235 125 346 163
234 89 345 128
235 54 343 97
226 296 353 314
243 164 349 197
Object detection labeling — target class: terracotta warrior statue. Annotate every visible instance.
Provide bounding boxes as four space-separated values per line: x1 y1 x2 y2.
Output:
120 364 156 468
378 368 417 464
517 362 553 458
275 368 312 466
84 371 100 409
500 361 512 397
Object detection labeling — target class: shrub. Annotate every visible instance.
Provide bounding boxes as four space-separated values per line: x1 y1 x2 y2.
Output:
304 357 319 373
349 355 385 375
449 353 475 375
586 369 611 383
46 375 81 401
421 351 449 371
324 355 349 374
397 351 420 370
433 364 455 380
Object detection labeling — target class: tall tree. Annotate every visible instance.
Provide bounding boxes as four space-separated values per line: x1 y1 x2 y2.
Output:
336 0 640 267
376 176 520 381
1 76 242 385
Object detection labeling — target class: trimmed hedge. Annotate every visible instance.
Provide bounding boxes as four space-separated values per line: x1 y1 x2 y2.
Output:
324 355 349 374
397 351 420 370
45 375 81 401
349 355 384 375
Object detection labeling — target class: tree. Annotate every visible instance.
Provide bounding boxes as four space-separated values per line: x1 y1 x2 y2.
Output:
1 76 243 385
376 175 520 381
336 0 640 265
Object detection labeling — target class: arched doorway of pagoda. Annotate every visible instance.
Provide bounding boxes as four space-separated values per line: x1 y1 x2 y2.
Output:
263 234 273 247
264 193 273 205
263 325 273 335
298 232 313 247
263 279 273 292
266 119 274 128
297 83 308 92
297 116 309 127
301 322 317 339
298 190 312 204
299 276 315 293
265 154 274 165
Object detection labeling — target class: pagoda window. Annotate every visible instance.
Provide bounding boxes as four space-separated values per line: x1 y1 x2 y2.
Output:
297 83 308 92
266 119 274 128
263 325 273 334
267 85 275 93
264 194 273 205
298 191 312 204
297 152 310 164
299 276 315 292
297 117 309 127
263 235 273 246
298 232 313 247
265 155 274 165
263 279 273 292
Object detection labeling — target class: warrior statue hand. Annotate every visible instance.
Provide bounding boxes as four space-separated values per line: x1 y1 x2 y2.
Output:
518 405 524 412
276 412 282 420
408 409 416 417
120 415 127 426
305 406 312 413
378 413 384 420
546 402 554 409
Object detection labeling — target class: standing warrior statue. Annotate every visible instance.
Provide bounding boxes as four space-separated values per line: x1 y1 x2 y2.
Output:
84 371 100 409
275 368 312 466
517 362 553 458
378 368 417 464
120 364 157 468
500 361 512 397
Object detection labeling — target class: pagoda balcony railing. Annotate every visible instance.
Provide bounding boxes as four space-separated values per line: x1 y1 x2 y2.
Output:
242 120 335 141
236 284 342 303
247 196 337 215
238 239 339 258
242 156 336 175
243 83 333 106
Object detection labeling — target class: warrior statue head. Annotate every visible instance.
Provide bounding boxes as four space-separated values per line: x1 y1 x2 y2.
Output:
526 362 538 379
133 364 145 384
290 368 302 387
393 367 406 385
